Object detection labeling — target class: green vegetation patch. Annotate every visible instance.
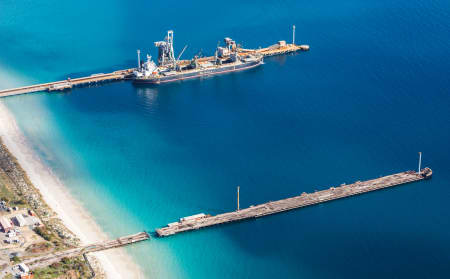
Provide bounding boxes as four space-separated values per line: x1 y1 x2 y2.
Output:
33 256 93 279
0 169 16 202
26 242 53 253
34 227 55 242
0 168 31 208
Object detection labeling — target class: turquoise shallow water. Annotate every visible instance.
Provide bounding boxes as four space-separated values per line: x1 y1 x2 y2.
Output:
1 0 450 278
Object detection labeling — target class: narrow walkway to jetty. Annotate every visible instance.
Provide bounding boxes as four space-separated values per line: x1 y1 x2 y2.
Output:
22 231 149 269
0 69 134 98
156 168 432 237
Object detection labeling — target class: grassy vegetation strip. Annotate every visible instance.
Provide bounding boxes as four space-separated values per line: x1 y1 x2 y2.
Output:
33 256 93 279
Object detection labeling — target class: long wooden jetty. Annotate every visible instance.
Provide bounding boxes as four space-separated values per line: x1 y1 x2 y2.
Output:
22 231 149 269
156 168 432 237
0 69 135 98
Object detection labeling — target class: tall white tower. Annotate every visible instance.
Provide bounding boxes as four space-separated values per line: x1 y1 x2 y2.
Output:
155 30 176 66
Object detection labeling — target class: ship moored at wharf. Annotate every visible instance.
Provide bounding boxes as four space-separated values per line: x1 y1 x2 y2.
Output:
132 26 308 85
156 167 432 237
133 30 264 84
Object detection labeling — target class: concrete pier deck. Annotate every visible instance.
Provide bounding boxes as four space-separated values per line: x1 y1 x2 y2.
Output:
156 168 432 237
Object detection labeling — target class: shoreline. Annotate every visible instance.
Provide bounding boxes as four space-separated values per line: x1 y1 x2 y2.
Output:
0 100 144 278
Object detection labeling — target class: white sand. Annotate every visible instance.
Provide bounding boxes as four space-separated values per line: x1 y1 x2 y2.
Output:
0 101 144 278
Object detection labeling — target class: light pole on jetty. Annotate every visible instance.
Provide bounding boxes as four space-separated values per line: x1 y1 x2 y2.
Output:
237 186 240 211
292 25 296 45
418 152 422 174
137 49 141 69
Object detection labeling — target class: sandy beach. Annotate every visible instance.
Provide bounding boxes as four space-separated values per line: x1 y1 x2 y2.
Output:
0 99 144 278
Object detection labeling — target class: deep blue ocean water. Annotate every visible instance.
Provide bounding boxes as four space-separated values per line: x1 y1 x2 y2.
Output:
1 0 450 278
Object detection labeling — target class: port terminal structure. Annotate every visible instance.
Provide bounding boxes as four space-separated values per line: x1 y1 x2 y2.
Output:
156 168 432 237
0 36 309 98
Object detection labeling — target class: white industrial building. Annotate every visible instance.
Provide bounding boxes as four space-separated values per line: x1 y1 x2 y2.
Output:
15 214 26 227
26 216 41 227
0 217 12 232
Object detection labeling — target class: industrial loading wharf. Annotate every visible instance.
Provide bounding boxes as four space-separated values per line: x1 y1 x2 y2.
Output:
0 26 309 98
